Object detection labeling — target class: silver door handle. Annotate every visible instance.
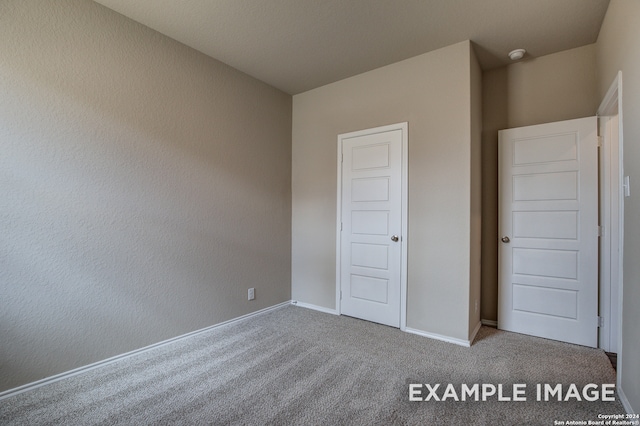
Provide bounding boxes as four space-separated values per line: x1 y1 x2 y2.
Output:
501 236 510 243
391 235 399 242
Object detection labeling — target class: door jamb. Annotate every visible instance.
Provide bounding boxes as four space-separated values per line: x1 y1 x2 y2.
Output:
598 114 619 352
336 122 409 330
596 72 624 364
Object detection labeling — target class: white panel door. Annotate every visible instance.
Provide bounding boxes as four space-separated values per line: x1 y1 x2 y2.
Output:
498 117 598 347
340 127 403 327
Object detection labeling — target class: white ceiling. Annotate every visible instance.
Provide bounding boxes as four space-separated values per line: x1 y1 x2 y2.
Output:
93 0 610 95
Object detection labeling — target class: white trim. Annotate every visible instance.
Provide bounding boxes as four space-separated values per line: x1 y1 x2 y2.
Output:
336 122 409 330
618 385 635 414
596 72 625 389
598 71 621 115
295 301 481 347
597 113 621 352
404 327 473 348
291 300 339 315
0 301 291 400
481 319 498 328
400 124 409 331
336 137 342 318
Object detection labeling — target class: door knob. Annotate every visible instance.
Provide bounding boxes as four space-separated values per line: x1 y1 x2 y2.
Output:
391 235 399 242
501 236 510 243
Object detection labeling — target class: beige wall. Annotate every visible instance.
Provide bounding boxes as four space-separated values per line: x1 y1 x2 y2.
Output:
469 46 483 337
596 0 640 413
503 44 599 128
480 45 600 322
480 66 508 323
0 0 291 392
292 41 479 341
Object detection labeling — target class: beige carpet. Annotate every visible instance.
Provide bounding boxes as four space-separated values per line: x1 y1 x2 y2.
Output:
0 305 625 425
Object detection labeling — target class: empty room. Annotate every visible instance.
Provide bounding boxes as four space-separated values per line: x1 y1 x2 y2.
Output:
1 0 639 424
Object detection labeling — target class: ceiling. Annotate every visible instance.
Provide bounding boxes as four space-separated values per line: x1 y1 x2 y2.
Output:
93 0 610 95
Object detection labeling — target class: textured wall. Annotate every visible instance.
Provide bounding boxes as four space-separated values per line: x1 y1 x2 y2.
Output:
0 0 291 392
596 0 640 412
480 45 599 323
292 41 477 341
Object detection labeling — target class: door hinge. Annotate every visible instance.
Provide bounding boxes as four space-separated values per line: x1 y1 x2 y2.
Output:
598 226 603 237
340 222 343 231
597 316 604 328
623 175 631 197
597 136 603 147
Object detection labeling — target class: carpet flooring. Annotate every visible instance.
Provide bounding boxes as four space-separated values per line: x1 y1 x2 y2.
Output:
0 305 625 425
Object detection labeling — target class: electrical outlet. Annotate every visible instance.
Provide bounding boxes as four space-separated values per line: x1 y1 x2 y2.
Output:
248 288 255 301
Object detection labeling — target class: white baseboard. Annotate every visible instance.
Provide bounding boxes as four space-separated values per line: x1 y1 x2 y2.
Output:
291 300 339 315
293 302 477 348
0 301 291 400
617 385 635 414
404 327 472 347
481 319 498 327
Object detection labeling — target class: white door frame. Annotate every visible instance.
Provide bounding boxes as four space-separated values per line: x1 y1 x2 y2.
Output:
336 122 409 330
597 72 624 359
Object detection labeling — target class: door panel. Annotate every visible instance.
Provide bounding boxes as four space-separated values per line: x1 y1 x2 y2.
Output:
513 211 578 239
351 243 388 269
499 117 598 347
513 171 578 200
340 128 403 327
351 177 390 202
512 284 577 318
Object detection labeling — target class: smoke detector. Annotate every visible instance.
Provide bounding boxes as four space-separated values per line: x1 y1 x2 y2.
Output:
508 49 526 61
